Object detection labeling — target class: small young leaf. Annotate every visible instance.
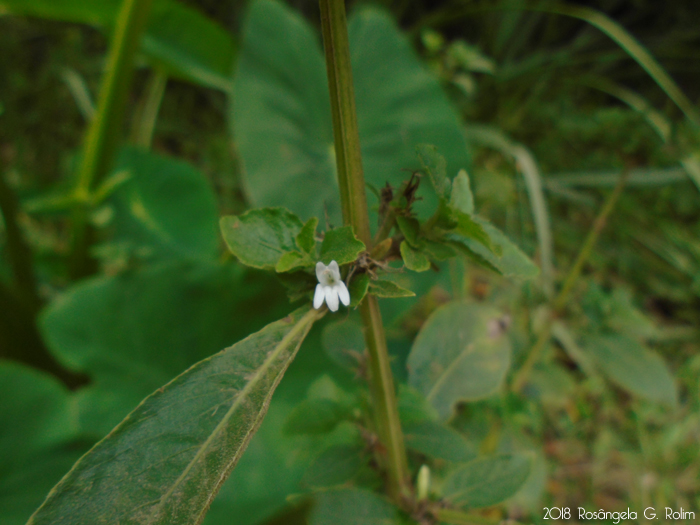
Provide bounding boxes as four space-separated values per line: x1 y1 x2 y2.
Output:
369 279 416 298
319 226 366 265
396 215 420 247
404 420 476 463
407 301 511 420
276 251 313 273
369 237 393 260
309 488 399 525
450 169 474 214
220 207 303 269
416 144 450 199
302 445 368 488
297 216 319 254
322 319 365 369
349 274 371 307
583 334 677 406
400 241 431 272
28 307 321 525
283 398 349 435
442 454 532 508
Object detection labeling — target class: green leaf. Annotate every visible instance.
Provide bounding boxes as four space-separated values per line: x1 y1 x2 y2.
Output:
302 445 368 488
348 274 371 307
297 217 319 254
276 251 314 273
452 209 497 254
221 207 304 270
1 0 235 91
416 143 451 200
404 421 476 463
322 319 365 369
583 334 677 406
422 239 456 261
369 279 415 298
400 240 431 272
40 262 289 435
29 307 321 525
396 216 420 247
283 398 349 435
232 0 470 224
442 454 533 509
407 301 511 420
309 488 399 525
450 169 474 215
397 384 439 426
319 226 366 265
110 147 219 260
451 219 539 280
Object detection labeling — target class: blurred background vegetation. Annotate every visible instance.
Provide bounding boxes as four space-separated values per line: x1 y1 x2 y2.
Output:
1 0 699 523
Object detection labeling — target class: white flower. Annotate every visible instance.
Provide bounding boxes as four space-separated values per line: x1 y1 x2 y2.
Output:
313 260 350 312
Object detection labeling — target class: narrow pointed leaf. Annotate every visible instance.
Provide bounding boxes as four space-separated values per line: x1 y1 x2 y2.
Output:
369 279 415 298
28 307 322 525
416 144 451 199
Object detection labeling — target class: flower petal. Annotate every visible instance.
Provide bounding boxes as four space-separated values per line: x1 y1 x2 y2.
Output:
313 284 326 309
328 260 340 279
336 281 350 306
315 261 327 282
325 285 339 312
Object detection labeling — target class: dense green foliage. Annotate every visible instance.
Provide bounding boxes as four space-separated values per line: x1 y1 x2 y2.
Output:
1 0 699 524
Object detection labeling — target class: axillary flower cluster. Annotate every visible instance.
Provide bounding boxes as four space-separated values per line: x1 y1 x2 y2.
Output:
313 260 350 312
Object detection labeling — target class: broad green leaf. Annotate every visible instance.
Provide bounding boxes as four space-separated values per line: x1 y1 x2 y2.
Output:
442 454 532 509
451 219 539 280
407 301 511 420
396 216 420 247
0 0 235 91
309 488 399 525
283 399 349 435
302 445 368 488
450 169 475 215
349 274 371 307
109 147 219 261
404 421 476 463
583 334 677 406
322 319 365 369
297 217 319 254
29 307 322 525
369 279 416 298
0 362 87 525
416 144 451 200
40 262 288 435
0 362 83 523
397 384 439 426
232 0 469 224
400 241 431 272
319 226 366 265
221 207 304 270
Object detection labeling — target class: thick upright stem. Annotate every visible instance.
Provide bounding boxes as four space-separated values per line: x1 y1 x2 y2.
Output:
319 0 410 498
69 0 154 279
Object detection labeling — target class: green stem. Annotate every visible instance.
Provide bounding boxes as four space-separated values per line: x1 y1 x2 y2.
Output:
69 0 154 279
132 67 168 148
0 170 40 312
319 0 410 498
511 168 629 393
